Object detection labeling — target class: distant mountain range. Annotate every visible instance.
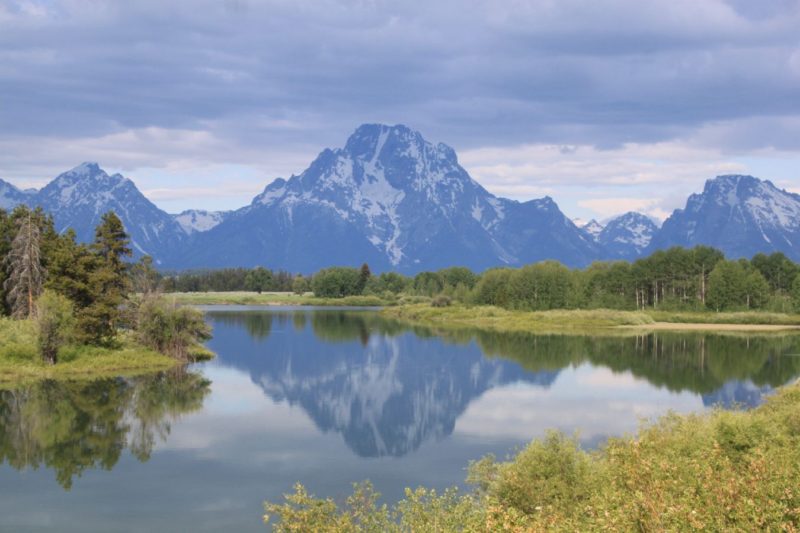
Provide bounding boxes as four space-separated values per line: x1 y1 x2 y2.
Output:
2 124 799 272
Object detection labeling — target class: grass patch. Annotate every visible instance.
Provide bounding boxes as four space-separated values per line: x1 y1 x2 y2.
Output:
0 318 206 384
647 310 800 325
381 304 800 334
380 304 655 334
165 291 395 307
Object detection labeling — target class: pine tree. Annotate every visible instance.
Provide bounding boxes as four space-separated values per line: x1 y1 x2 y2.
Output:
3 211 45 319
80 212 132 344
357 263 371 294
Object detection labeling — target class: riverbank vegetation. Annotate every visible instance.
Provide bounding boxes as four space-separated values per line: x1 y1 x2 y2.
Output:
160 247 800 317
0 206 211 375
264 379 800 531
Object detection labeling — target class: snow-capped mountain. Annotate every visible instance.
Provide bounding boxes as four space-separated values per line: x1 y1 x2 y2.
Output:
597 212 659 260
579 219 605 239
173 209 229 234
646 175 800 261
31 163 186 261
0 179 34 210
179 124 600 272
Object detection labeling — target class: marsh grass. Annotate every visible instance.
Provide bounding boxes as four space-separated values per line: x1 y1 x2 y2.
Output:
0 318 190 384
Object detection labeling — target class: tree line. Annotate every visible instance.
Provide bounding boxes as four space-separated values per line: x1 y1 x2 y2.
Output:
0 205 209 365
161 245 800 313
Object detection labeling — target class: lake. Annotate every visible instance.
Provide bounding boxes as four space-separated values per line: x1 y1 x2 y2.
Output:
2 306 800 531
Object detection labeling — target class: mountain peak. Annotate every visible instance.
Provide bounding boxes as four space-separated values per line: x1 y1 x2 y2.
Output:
649 173 800 260
597 212 659 260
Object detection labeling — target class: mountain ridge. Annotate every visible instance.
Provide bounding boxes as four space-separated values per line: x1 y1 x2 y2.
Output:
1 127 799 271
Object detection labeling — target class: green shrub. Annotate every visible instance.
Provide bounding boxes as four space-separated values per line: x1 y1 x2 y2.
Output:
35 290 75 365
135 296 212 360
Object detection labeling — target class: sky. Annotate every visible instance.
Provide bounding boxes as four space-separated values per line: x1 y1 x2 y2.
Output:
1 0 799 221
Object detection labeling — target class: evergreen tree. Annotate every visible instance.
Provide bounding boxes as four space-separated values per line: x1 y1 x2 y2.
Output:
3 211 45 318
81 212 132 344
357 263 371 294
130 255 160 295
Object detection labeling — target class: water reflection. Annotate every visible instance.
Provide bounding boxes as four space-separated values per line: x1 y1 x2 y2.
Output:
205 310 800 457
209 311 556 457
0 370 210 489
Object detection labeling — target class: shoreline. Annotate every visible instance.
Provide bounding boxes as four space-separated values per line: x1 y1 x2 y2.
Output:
624 322 800 332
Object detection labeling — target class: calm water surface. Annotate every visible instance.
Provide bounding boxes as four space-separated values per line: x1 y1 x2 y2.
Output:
2 306 800 531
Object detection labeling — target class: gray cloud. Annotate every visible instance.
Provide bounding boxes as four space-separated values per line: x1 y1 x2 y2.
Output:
1 0 799 216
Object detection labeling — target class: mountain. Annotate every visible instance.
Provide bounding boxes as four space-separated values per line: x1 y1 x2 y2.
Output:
173 209 229 234
579 219 604 239
31 163 186 262
597 212 659 260
0 179 34 210
647 175 800 261
178 124 600 272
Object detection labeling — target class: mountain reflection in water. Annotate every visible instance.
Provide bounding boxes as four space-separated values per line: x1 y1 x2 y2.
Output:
205 309 800 458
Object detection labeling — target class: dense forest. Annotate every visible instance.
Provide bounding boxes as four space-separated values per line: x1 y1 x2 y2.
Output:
161 246 800 313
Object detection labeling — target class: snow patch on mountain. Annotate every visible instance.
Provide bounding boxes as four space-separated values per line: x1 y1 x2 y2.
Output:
578 219 605 239
647 175 800 261
597 212 659 260
173 209 230 234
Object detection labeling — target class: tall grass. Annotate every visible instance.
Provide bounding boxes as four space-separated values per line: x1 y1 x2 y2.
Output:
0 317 179 383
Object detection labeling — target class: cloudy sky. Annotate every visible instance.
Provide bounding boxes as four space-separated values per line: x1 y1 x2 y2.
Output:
1 0 799 220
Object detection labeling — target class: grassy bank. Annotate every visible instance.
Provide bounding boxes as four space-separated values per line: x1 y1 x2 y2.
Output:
380 304 656 333
166 291 396 307
265 380 800 531
0 318 209 383
381 304 800 333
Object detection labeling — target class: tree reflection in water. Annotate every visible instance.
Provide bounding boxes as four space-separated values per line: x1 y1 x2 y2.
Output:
0 369 210 489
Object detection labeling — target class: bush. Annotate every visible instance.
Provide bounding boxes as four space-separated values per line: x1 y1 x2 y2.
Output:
431 294 452 307
35 290 75 365
135 296 212 360
312 267 362 298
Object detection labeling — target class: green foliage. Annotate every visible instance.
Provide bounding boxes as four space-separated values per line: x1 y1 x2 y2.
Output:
266 382 800 531
470 431 596 515
265 482 484 532
135 296 212 360
357 263 372 294
312 267 363 297
292 274 310 295
161 267 295 292
706 260 770 311
245 266 273 294
35 290 75 365
472 268 514 307
130 255 161 294
793 275 800 311
78 212 133 344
